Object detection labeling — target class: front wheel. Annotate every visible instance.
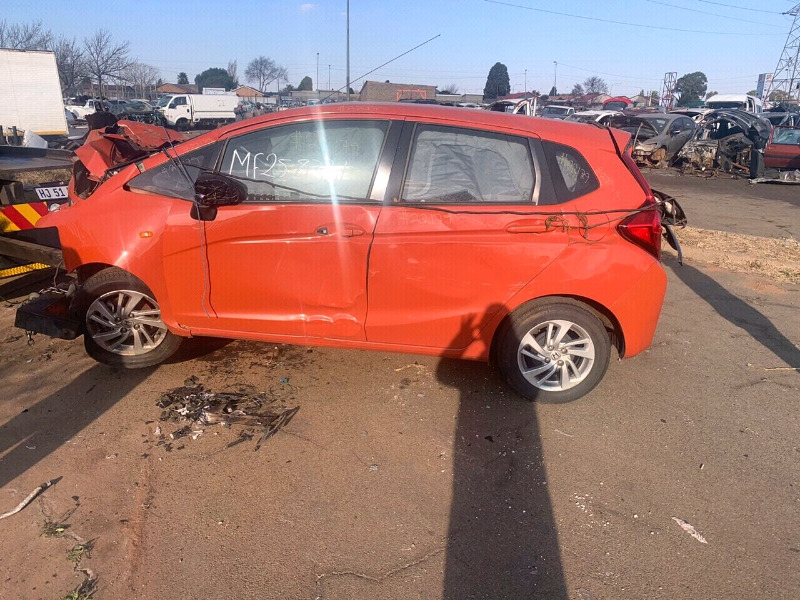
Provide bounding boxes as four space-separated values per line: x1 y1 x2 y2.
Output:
497 301 611 403
79 268 182 368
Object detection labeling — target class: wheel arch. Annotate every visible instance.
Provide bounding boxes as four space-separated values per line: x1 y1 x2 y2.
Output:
489 294 624 365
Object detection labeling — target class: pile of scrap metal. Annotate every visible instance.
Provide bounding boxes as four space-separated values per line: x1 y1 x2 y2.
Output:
677 109 770 178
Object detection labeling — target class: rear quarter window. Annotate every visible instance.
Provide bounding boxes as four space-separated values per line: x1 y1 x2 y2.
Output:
541 140 599 203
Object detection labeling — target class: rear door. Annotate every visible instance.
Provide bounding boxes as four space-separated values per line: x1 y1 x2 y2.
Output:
366 122 574 351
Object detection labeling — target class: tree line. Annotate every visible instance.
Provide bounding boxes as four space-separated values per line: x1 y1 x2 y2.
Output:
0 19 297 98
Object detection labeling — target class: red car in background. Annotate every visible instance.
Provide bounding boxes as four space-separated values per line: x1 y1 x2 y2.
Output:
18 103 679 403
764 124 800 169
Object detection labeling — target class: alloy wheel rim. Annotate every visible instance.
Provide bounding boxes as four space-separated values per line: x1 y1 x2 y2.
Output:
85 289 168 356
517 319 596 391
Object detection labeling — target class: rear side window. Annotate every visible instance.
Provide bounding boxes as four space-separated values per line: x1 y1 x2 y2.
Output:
402 125 534 204
541 140 599 202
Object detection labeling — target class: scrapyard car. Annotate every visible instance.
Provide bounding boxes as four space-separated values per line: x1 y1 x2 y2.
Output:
764 124 800 170
607 113 696 168
677 109 770 177
17 105 678 403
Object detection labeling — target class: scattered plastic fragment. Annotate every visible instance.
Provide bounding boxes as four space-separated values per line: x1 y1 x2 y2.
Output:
672 517 708 544
155 377 299 451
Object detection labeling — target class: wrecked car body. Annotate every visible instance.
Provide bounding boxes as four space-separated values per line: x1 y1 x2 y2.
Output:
607 113 695 168
72 120 186 198
677 109 770 177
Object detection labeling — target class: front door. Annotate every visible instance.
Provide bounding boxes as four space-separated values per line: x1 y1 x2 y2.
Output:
202 118 392 340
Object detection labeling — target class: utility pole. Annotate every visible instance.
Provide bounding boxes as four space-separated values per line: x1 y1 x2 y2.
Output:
328 65 331 92
765 3 800 103
346 0 350 101
524 69 527 96
660 72 677 110
316 52 319 92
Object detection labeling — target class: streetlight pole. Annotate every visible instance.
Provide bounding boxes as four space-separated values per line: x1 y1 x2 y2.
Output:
524 69 527 97
553 61 557 94
346 0 350 101
316 52 319 92
328 65 331 92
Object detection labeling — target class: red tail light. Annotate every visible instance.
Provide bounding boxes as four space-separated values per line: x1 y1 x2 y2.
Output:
618 206 662 260
615 149 661 260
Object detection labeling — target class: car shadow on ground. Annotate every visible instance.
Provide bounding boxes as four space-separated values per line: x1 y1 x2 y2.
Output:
665 255 800 369
0 365 152 489
435 310 568 599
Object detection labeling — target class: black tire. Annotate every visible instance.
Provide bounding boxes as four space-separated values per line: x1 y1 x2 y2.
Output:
78 268 182 368
176 118 189 131
496 300 611 403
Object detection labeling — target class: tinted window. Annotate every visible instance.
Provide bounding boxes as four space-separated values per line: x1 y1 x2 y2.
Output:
402 125 534 204
541 140 599 203
220 120 389 203
128 141 223 200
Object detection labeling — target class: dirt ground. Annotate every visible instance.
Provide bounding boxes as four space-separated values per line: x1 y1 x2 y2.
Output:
1 169 798 600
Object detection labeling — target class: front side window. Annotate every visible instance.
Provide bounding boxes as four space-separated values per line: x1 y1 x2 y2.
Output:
220 120 389 203
128 142 223 200
402 125 534 204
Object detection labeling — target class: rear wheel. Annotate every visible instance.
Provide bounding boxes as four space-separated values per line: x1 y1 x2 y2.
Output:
497 300 611 403
79 268 182 368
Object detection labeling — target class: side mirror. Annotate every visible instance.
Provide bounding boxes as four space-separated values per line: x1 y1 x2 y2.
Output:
194 173 247 207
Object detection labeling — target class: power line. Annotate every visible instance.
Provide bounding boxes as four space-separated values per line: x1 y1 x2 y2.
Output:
483 0 778 35
696 0 786 14
645 0 781 26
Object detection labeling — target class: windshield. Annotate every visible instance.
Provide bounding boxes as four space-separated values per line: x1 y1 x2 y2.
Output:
644 117 668 133
156 95 173 108
542 106 569 116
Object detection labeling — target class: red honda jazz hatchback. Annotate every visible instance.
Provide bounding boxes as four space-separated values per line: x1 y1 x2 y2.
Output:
19 103 673 402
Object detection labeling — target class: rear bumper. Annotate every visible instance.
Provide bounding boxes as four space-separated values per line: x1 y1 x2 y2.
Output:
611 261 668 357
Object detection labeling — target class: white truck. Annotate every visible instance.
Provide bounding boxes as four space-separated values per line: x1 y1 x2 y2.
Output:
704 94 763 114
0 49 69 139
156 94 238 129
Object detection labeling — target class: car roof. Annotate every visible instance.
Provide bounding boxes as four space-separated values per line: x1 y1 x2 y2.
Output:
215 102 616 148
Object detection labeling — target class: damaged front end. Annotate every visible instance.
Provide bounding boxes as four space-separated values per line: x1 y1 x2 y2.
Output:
73 120 186 199
678 109 770 178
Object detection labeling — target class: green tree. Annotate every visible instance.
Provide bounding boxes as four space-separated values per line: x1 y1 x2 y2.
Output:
177 72 189 84
297 76 313 91
483 62 510 100
675 71 707 106
194 67 235 93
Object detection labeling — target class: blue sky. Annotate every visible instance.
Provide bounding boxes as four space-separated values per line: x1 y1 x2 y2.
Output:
9 0 798 96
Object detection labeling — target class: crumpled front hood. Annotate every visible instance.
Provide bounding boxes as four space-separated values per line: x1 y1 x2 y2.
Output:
75 120 186 180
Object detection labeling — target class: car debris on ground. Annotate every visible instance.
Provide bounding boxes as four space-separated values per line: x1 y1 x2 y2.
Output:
155 376 299 451
0 476 62 520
